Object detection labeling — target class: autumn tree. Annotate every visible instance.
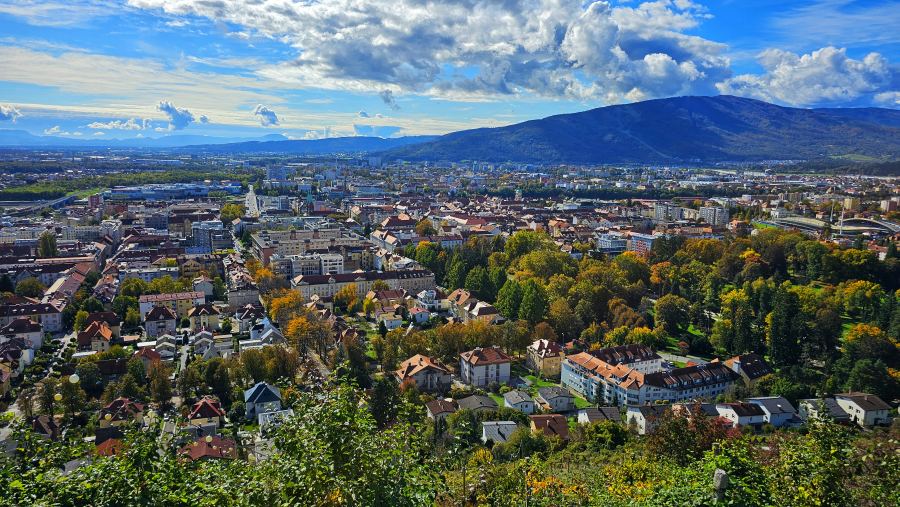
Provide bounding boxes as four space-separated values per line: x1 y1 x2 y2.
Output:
15 277 45 298
333 283 359 312
654 294 691 335
38 231 58 258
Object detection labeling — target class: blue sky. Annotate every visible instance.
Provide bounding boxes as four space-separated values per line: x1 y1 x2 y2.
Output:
0 0 897 140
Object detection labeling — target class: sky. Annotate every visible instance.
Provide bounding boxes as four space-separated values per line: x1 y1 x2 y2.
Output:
0 0 898 140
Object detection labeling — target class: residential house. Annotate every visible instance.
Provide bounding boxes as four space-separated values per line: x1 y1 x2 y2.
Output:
77 321 115 352
798 398 851 424
425 399 458 422
457 394 498 413
724 353 773 387
715 403 766 430
834 393 892 427
187 303 220 332
138 291 206 321
503 390 536 414
0 303 62 333
394 354 451 392
526 339 564 378
536 387 575 413
377 312 403 331
30 415 61 440
179 436 237 461
0 318 43 350
409 307 431 324
529 414 569 440
481 421 519 445
577 407 622 425
626 405 670 435
84 312 121 339
234 304 265 333
144 306 177 339
244 382 283 419
188 396 226 428
746 396 798 428
459 346 511 387
99 397 144 428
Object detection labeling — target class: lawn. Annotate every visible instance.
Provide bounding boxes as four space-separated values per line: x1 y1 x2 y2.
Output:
488 393 506 407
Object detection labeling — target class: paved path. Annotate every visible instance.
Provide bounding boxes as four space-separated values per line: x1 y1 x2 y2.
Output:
658 352 709 366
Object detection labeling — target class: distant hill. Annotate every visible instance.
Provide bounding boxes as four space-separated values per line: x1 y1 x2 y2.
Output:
176 135 438 154
382 95 900 164
0 130 290 148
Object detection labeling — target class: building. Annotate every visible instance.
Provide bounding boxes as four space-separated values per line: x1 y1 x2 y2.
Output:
0 318 44 350
138 291 206 321
291 270 435 300
834 393 892 427
481 421 519 445
627 232 658 256
529 414 569 440
625 405 670 435
715 402 766 430
76 321 115 352
144 306 177 339
536 387 575 413
191 220 231 253
244 382 283 420
746 396 798 427
0 303 63 333
503 390 536 414
526 339 564 378
699 206 730 227
425 399 458 421
798 398 850 424
459 346 511 387
595 231 627 257
187 304 221 332
562 351 738 406
577 407 622 425
394 354 451 392
456 394 498 413
724 353 773 387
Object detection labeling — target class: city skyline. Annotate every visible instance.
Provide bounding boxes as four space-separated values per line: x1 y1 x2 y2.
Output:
0 0 898 140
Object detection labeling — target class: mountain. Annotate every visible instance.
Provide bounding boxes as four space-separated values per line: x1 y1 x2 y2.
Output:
0 130 290 148
175 135 438 154
382 95 900 164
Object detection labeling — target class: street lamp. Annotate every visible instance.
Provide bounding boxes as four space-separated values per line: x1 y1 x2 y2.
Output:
54 393 62 402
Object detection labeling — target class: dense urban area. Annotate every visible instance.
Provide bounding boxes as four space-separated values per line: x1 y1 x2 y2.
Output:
0 150 897 506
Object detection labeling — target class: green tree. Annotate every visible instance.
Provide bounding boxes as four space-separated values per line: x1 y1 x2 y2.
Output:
463 265 492 301
73 310 90 332
37 377 58 416
547 298 583 341
767 283 805 368
14 277 46 298
495 279 522 319
148 362 173 405
653 294 691 335
517 280 548 325
370 376 401 428
38 231 58 258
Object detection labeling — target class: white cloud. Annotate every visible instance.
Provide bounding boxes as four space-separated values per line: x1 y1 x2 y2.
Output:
129 0 732 103
252 104 279 126
353 124 402 138
156 100 197 130
0 104 22 122
43 125 81 136
0 1 116 27
86 118 151 130
718 46 896 107
93 131 104 136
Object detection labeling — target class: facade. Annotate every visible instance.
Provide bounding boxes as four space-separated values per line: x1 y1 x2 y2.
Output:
459 346 511 387
144 306 177 339
244 382 283 419
503 390 536 414
394 354 451 392
138 291 206 321
0 303 63 333
526 339 564 378
536 387 575 413
699 206 730 226
715 402 766 430
834 393 892 427
481 421 519 444
562 350 738 406
625 405 669 435
291 270 435 300
746 396 797 427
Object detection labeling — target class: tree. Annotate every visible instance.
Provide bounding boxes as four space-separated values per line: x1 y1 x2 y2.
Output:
59 378 86 419
148 362 173 405
711 289 759 355
38 231 58 258
119 277 148 298
15 277 45 298
0 274 14 293
517 280 547 325
532 322 558 343
767 283 805 369
464 266 492 301
124 308 141 329
414 218 437 236
547 298 583 341
75 361 102 396
333 283 359 312
370 376 401 428
371 279 391 292
37 377 58 416
220 203 245 224
73 310 90 332
495 279 522 319
654 294 691 335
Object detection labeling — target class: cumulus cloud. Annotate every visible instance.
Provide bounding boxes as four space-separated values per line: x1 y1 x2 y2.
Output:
156 100 197 130
718 46 896 107
0 104 22 122
379 90 400 110
43 125 82 136
357 111 369 118
353 124 403 138
252 105 279 126
129 0 732 103
199 115 209 124
86 118 151 130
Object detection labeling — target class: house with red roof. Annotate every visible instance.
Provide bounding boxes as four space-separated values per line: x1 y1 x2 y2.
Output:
99 397 145 428
188 396 226 427
179 435 237 461
459 346 511 387
394 354 450 392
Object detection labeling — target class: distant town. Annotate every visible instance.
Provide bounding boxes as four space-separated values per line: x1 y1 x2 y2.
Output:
0 150 897 505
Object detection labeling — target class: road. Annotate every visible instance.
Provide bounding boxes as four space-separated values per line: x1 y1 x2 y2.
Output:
659 352 709 367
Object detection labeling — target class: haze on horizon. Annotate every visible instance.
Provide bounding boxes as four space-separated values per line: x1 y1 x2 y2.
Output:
0 0 898 141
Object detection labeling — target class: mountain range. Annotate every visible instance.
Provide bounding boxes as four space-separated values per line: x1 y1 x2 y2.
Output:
2 96 899 163
382 95 900 164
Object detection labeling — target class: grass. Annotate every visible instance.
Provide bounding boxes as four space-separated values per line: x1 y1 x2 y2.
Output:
488 393 506 407
573 396 592 409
